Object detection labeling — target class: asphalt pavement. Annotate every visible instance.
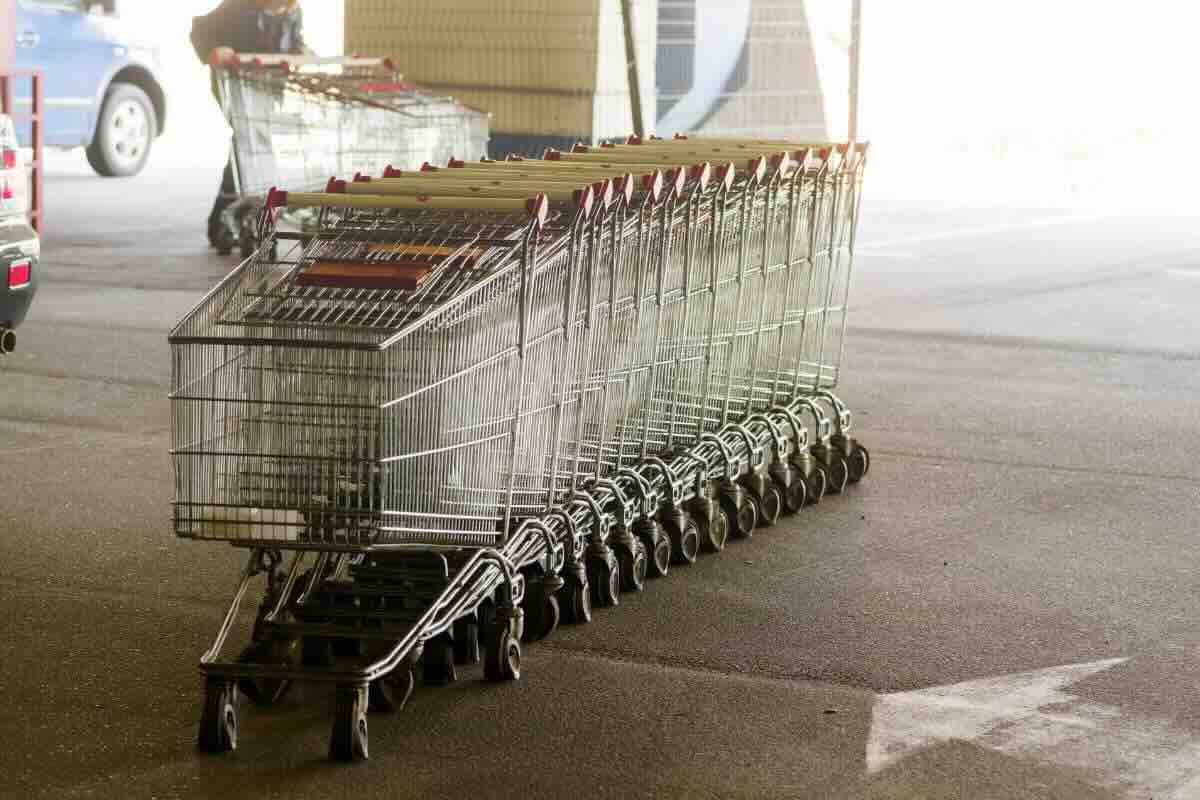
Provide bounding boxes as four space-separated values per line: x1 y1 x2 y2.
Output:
1 146 1198 799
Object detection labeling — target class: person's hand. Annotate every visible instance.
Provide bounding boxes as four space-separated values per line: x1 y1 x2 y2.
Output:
208 46 236 66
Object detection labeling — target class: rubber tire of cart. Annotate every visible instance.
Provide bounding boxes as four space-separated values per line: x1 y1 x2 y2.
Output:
329 685 370 762
824 456 850 496
776 466 808 515
720 492 757 540
588 552 621 608
847 444 870 484
453 618 481 664
753 485 783 528
237 207 257 259
197 678 238 754
804 466 828 507
368 666 415 713
483 624 522 682
561 575 593 624
423 634 457 686
520 578 557 643
235 641 294 707
615 539 648 593
663 510 700 566
637 519 671 578
694 509 728 554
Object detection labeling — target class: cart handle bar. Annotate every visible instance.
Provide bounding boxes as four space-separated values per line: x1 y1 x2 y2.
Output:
265 187 549 224
210 52 395 71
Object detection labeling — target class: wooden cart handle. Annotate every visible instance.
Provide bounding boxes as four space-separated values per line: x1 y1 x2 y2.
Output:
266 188 548 223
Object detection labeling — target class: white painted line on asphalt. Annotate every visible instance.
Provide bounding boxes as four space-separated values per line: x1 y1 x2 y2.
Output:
867 657 1200 798
859 213 1115 251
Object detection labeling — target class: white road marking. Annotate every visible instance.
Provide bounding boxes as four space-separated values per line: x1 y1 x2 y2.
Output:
858 213 1115 251
867 657 1200 798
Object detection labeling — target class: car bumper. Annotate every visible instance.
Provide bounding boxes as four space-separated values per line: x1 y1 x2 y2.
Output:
0 218 39 330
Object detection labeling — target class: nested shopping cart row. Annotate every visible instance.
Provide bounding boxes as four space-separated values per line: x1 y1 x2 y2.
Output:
170 135 869 760
211 54 489 257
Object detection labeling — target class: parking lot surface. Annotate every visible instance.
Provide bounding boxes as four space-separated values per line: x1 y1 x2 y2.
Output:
2 151 1198 799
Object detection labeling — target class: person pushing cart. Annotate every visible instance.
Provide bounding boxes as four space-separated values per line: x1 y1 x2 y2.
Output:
190 0 309 250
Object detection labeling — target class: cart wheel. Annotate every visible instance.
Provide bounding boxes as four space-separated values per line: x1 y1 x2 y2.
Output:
588 554 620 608
329 685 370 762
722 493 757 539
847 444 870 483
756 486 783 528
236 642 294 707
665 512 700 565
695 510 727 554
561 575 593 624
825 457 850 496
197 678 238 754
805 467 827 506
453 618 480 664
615 540 648 593
636 519 670 578
423 634 457 686
777 467 807 514
483 625 522 682
520 576 546 642
522 591 560 642
368 667 415 713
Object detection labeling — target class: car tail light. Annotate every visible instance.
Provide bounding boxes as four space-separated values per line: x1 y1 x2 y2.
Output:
8 259 31 290
1 178 12 200
2 149 15 169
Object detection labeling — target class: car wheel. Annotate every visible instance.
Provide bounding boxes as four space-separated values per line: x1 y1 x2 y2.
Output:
86 82 157 177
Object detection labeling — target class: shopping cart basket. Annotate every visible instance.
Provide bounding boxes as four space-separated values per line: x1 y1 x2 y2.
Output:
171 135 870 760
211 54 490 257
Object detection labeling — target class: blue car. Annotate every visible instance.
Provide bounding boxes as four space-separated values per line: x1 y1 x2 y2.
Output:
13 0 166 177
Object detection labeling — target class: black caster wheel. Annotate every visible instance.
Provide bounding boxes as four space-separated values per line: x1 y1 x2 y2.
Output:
483 625 522 682
423 634 458 686
522 583 561 643
847 444 870 483
561 575 593 624
756 486 783 527
722 494 757 539
615 540 648 593
825 457 850 495
588 553 621 608
638 520 671 578
197 678 238 754
368 666 415 713
695 510 728 554
804 467 827 506
235 641 295 707
329 685 370 762
777 468 808 514
452 618 480 665
664 512 700 566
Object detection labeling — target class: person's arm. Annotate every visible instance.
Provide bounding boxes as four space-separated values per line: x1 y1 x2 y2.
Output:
190 0 252 64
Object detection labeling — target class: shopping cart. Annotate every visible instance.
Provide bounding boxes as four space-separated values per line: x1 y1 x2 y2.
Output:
210 54 490 257
170 135 870 760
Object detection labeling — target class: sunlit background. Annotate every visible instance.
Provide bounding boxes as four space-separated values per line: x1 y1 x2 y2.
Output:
107 0 1200 210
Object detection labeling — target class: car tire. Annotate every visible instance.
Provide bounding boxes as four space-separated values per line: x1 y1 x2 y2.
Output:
86 82 157 178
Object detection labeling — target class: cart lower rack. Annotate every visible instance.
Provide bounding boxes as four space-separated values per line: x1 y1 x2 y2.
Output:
171 135 870 760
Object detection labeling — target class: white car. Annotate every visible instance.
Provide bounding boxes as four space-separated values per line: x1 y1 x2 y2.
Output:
0 114 40 355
